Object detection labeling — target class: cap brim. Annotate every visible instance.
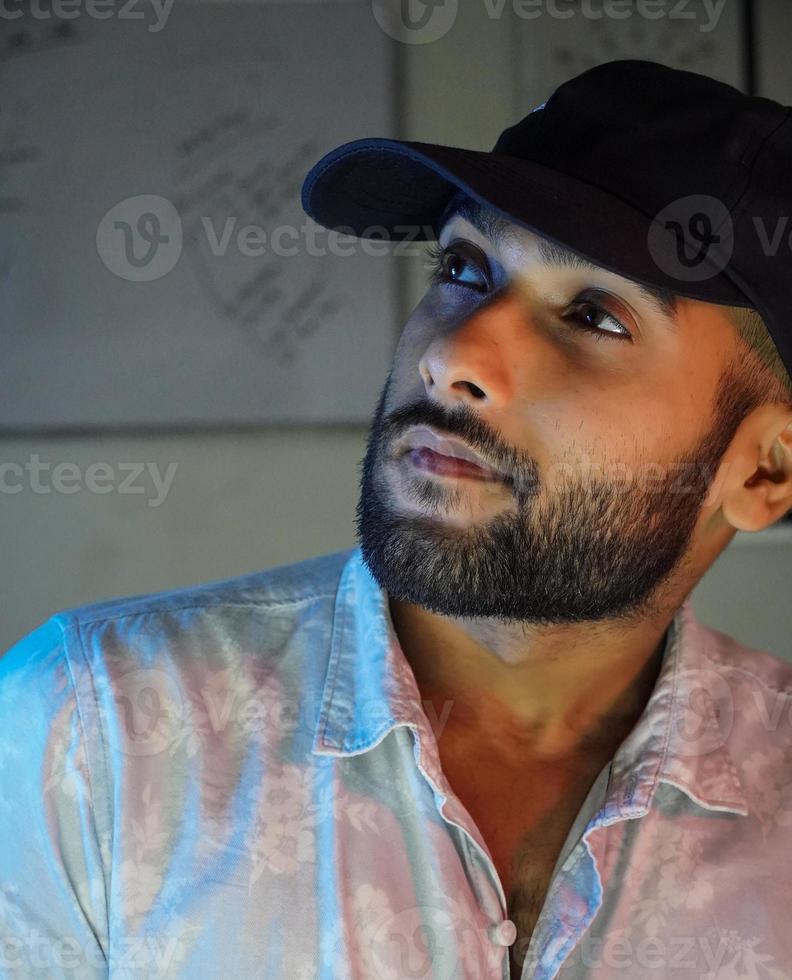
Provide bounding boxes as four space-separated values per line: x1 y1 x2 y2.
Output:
301 136 750 308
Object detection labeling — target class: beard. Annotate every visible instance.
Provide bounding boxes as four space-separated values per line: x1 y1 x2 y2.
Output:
354 358 753 627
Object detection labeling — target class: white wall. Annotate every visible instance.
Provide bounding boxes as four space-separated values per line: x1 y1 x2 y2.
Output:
1 430 368 648
3 0 791 663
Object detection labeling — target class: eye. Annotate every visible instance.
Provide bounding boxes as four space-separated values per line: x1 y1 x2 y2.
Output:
563 295 632 342
423 240 491 293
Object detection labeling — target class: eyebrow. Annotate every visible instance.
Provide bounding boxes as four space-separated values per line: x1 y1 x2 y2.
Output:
439 194 679 324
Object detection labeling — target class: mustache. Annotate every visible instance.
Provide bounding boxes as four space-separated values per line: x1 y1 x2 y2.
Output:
376 399 540 495
380 401 503 460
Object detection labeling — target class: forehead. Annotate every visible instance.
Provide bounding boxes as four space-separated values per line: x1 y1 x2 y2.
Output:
439 196 680 323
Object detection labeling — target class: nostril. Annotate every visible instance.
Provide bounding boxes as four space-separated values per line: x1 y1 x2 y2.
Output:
453 380 486 399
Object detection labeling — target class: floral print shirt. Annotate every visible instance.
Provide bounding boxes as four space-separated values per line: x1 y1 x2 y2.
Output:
1 545 791 979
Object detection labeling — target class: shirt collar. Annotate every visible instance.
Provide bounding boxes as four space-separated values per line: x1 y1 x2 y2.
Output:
312 546 749 819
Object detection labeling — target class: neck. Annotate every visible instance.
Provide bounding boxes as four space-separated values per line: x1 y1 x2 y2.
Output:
388 595 674 761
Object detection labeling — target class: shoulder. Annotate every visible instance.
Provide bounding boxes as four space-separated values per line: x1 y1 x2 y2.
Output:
31 546 353 668
693 613 792 716
690 613 792 811
0 549 353 775
0 547 356 742
50 546 355 630
0 616 76 729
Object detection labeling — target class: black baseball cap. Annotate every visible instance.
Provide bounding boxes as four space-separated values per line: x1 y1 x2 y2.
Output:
301 59 792 385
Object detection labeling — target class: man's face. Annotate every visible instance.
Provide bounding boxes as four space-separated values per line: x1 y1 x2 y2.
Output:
355 203 745 626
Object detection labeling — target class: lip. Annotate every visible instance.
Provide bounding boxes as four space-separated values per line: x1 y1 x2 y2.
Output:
396 426 508 482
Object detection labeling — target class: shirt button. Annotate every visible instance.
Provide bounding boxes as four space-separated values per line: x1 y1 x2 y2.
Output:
488 918 517 946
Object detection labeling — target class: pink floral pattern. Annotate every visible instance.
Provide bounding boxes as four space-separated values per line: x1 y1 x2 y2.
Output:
2 547 792 979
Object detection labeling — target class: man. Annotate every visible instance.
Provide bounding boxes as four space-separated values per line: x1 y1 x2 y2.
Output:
2 60 792 979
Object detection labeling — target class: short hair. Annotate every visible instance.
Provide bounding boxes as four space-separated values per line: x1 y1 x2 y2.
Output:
720 306 792 411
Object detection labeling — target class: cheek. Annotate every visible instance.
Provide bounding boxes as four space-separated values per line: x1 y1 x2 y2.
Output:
382 340 427 415
519 398 652 489
547 400 702 499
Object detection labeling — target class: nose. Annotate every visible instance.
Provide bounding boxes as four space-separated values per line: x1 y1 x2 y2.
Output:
418 289 523 410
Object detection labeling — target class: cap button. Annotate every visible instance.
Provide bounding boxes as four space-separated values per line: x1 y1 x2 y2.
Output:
488 918 517 946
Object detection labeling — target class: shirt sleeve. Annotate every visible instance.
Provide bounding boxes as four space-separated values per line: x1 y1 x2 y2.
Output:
0 617 110 978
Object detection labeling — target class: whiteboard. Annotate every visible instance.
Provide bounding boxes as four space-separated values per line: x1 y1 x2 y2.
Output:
515 0 746 107
1 1 399 428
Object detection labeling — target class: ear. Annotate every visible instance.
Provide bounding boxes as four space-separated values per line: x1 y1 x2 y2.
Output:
719 410 792 532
